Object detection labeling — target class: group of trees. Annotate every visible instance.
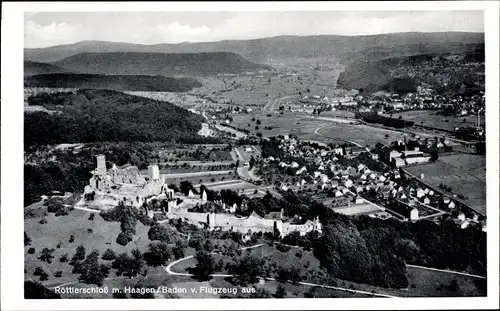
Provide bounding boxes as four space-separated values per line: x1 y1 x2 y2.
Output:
355 112 414 129
100 202 141 246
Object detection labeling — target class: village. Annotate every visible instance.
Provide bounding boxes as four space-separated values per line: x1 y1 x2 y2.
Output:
255 134 486 231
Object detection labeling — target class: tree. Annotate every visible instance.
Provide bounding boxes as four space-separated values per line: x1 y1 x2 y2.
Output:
232 254 264 285
39 248 55 264
102 248 117 261
24 281 61 299
112 252 143 278
27 247 36 254
116 232 132 246
24 231 32 246
78 250 108 286
69 235 75 243
274 284 287 298
146 242 172 266
148 223 171 242
193 250 215 281
429 149 439 162
172 240 186 259
394 238 420 262
59 253 69 262
180 181 194 196
73 245 86 261
188 232 206 250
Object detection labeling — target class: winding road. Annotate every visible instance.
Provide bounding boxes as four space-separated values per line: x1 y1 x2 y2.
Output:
163 243 397 298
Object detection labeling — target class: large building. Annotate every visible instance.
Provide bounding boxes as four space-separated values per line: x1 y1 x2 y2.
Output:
82 155 174 210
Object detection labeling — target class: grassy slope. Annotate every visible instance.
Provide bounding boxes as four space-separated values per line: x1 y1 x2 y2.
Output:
24 209 151 287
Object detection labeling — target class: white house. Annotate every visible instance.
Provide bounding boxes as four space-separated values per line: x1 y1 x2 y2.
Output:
416 188 426 198
410 208 419 221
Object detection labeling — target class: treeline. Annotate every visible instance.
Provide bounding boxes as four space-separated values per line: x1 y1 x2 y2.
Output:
25 74 202 92
351 214 486 276
355 112 414 128
24 89 221 147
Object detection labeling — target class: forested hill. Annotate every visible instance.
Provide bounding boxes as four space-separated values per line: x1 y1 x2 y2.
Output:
24 61 75 76
25 73 202 92
51 52 272 76
24 89 218 146
337 44 485 95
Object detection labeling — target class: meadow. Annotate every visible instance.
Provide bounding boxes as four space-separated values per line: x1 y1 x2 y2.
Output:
391 110 484 131
24 209 152 287
405 153 486 213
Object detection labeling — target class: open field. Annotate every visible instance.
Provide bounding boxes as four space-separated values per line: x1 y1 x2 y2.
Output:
314 122 410 148
404 266 486 297
390 110 484 131
331 202 384 216
405 154 486 213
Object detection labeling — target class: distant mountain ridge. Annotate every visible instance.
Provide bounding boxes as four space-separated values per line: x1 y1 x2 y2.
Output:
49 52 271 76
25 32 484 63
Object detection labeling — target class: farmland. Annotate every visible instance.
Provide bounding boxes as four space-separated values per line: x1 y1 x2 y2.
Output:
405 153 486 213
390 110 484 131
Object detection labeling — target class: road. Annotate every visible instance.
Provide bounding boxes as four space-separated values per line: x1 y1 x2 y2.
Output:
233 147 261 182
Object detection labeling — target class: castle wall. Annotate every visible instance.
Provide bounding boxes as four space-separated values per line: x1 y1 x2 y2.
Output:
164 208 321 238
109 166 145 184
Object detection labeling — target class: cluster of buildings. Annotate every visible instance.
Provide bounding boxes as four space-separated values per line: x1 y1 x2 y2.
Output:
261 135 485 230
375 144 431 168
355 90 485 120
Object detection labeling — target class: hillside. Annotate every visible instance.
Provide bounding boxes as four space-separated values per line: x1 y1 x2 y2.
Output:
337 45 485 95
24 32 484 63
51 52 272 76
24 61 75 76
24 74 202 92
24 89 218 146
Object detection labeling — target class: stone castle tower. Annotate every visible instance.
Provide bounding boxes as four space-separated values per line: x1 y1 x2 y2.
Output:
148 165 160 181
95 154 107 175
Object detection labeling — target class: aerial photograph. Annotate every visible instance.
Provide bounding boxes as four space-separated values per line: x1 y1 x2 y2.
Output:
21 10 487 300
